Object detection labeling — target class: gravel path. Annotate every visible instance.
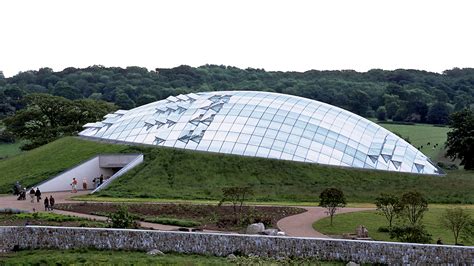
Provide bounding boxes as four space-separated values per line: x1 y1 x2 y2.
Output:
277 206 374 238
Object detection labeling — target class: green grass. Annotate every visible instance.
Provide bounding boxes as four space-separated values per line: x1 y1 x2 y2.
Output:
13 212 86 222
0 249 342 265
0 142 23 159
0 137 129 193
98 145 473 203
1 137 473 204
142 217 201 227
313 206 474 246
378 123 450 159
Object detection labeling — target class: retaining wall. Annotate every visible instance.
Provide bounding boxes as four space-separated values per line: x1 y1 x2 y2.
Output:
0 226 472 264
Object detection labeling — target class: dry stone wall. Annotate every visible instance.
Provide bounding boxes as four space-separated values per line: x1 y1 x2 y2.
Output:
0 226 472 264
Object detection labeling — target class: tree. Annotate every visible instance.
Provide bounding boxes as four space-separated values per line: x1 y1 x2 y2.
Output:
107 205 137 228
445 109 474 169
218 186 254 217
427 102 450 124
376 106 387 121
396 191 428 226
375 193 399 228
440 208 473 245
319 188 346 226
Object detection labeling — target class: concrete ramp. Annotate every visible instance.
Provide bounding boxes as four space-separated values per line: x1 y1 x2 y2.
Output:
35 154 143 193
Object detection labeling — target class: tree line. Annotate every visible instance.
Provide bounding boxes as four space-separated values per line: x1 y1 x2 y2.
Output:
1 65 474 124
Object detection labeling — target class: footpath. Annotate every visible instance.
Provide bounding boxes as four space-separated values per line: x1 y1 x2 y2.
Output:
0 191 373 237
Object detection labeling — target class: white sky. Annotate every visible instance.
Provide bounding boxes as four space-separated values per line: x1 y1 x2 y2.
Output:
1 0 473 77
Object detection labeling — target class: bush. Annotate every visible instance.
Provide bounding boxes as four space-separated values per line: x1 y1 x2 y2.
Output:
389 225 432 243
106 205 138 228
377 226 390 233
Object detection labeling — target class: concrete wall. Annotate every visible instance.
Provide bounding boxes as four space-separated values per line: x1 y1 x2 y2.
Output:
35 154 143 193
92 154 144 193
0 226 472 264
36 157 101 192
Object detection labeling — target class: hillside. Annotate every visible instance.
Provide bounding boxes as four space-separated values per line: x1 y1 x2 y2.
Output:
0 137 129 192
1 137 472 203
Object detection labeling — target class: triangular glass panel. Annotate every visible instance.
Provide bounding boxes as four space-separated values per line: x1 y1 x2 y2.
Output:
154 136 165 145
210 103 224 112
178 136 190 144
391 160 402 170
368 155 378 164
144 121 155 130
414 163 424 173
208 95 222 103
381 154 392 163
166 120 176 128
221 95 232 103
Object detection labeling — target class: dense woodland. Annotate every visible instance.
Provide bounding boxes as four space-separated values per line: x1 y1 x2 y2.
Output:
1 65 473 125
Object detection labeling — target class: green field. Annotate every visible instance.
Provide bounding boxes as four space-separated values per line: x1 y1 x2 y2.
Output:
0 128 472 203
313 206 474 246
379 123 450 159
0 249 341 265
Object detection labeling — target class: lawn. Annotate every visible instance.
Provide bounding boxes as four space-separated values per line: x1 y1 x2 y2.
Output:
0 137 129 193
0 249 343 265
378 123 450 159
313 205 474 246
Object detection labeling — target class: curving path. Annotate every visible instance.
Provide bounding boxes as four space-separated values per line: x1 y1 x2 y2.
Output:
1 192 373 236
277 206 374 238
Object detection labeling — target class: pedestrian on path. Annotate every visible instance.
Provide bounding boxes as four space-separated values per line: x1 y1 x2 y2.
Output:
82 178 87 190
44 197 49 211
29 188 35 203
35 187 41 202
99 174 104 186
49 195 55 211
71 178 78 193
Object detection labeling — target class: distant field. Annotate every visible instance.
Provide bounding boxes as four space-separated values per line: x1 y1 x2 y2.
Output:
313 206 474 246
378 123 450 159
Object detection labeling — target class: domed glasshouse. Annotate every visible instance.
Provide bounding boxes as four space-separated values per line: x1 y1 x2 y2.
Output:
80 91 442 175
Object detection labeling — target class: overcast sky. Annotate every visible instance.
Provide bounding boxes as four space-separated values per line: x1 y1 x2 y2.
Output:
1 0 473 77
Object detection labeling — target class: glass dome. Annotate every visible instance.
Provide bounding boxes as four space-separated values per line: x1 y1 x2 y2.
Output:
80 91 442 175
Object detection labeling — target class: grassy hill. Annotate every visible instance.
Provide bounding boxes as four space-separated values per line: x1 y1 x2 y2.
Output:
1 135 472 204
0 137 129 192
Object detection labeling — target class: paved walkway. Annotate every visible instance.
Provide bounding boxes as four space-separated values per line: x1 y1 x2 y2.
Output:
277 206 374 238
1 191 373 237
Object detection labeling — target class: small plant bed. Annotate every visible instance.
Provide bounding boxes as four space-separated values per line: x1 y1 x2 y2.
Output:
0 249 344 265
54 202 304 231
0 212 108 228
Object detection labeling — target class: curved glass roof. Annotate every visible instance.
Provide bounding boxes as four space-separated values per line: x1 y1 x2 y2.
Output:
80 91 442 175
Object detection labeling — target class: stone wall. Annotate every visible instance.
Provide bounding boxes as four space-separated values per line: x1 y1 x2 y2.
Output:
0 226 472 264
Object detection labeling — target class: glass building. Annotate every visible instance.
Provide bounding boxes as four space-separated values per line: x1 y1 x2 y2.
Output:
80 91 442 175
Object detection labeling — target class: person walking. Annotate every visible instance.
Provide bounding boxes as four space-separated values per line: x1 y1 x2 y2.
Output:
35 187 41 203
82 178 87 190
29 188 35 203
71 178 78 193
49 195 55 211
99 174 104 186
44 197 49 211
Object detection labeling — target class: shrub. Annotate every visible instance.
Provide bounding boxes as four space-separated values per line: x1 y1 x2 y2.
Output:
106 205 138 228
389 225 432 243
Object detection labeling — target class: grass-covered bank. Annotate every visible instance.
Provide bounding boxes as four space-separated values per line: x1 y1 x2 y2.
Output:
313 206 474 246
0 137 129 192
97 143 474 204
1 137 473 204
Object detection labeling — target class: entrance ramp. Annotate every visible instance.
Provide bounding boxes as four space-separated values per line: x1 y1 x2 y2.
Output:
35 154 143 193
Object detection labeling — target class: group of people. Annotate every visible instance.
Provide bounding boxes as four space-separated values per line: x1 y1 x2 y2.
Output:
70 174 105 193
16 186 55 211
